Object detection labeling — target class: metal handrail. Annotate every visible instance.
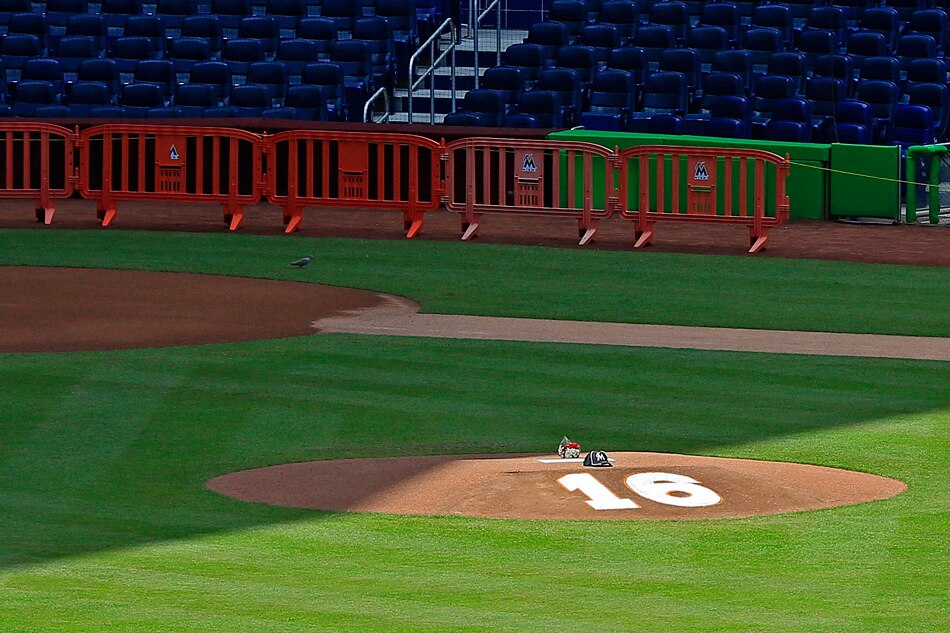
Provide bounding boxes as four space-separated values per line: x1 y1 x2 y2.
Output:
363 86 391 123
472 0 502 89
407 18 457 124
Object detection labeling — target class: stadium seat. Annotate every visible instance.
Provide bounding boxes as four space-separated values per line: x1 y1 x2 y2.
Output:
524 22 570 67
579 68 636 131
751 5 794 48
887 103 936 152
228 83 270 116
556 45 598 87
750 74 797 134
712 49 753 91
221 38 266 81
884 0 929 21
20 58 64 96
66 80 113 116
320 0 360 38
167 38 213 79
537 67 583 127
246 61 289 103
374 0 417 77
650 1 690 44
133 59 177 98
62 14 104 53
797 29 838 69
8 13 48 51
629 71 689 131
905 9 948 53
846 32 888 71
645 112 684 135
172 82 218 116
823 99 874 143
598 0 639 43
632 24 675 69
120 81 165 116
353 16 395 89
805 76 848 130
859 7 900 53
297 17 337 61
907 81 949 139
766 98 813 141
896 34 937 72
10 81 58 118
693 71 746 117
238 16 279 55
301 61 346 120
267 0 306 37
549 0 589 40
181 15 223 51
813 54 855 95
155 0 198 38
276 39 320 81
458 88 507 126
508 89 562 128
605 46 648 88
100 0 141 39
189 60 232 100
277 83 328 119
503 43 546 88
767 51 808 94
743 28 785 75
856 79 899 141
54 36 101 82
78 58 120 95
210 0 251 39
698 2 740 45
803 6 849 52
687 26 730 74
442 111 483 126
859 55 901 86
480 65 524 111
903 58 948 96
123 15 166 56
577 24 622 69
1 34 43 84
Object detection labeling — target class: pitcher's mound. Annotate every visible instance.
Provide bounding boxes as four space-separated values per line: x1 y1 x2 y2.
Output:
207 452 906 520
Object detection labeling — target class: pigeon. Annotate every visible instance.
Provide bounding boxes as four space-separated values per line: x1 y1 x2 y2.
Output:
288 256 313 268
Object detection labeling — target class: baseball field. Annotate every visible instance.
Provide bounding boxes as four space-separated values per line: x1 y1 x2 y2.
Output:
0 225 947 632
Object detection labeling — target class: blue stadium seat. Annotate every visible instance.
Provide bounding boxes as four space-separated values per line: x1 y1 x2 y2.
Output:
805 76 848 131
687 25 730 74
685 94 751 137
246 60 289 102
905 9 948 53
8 13 48 51
503 43 545 88
88 105 128 117
276 38 319 81
222 38 266 81
797 29 838 69
698 2 740 45
181 15 223 52
856 78 899 141
274 83 328 119
766 98 813 141
1 34 43 84
822 99 874 142
712 49 753 91
228 82 270 116
202 105 239 117
480 65 524 111
524 21 569 67
859 7 900 53
907 81 949 139
549 0 589 40
555 45 598 87
48 0 90 41
100 0 141 39
598 0 638 43
650 1 690 44
645 112 683 135
63 14 106 53
750 74 797 131
210 0 251 39
55 36 101 81
693 71 745 117
606 46 647 88
631 71 690 129
155 0 198 38
659 48 699 93
835 0 876 27
577 24 621 69
20 58 64 95
353 16 394 89
267 0 306 37
320 0 360 38
123 15 166 56
846 32 888 72
147 106 184 118
134 60 177 99
330 38 372 115
632 24 675 69
296 17 337 61
803 6 849 52
859 55 901 85
458 88 507 126
508 89 563 128
896 34 937 72
121 81 166 116
78 58 120 94
537 67 582 126
579 68 636 131
0 0 32 36
743 28 785 75
172 82 218 115
887 103 935 152
904 59 948 98
238 16 279 55
34 105 72 117
374 0 416 77
751 5 794 48
442 111 484 126
778 0 818 25
167 38 213 79
884 0 929 21
813 54 855 95
67 80 114 116
301 61 346 119
189 60 232 100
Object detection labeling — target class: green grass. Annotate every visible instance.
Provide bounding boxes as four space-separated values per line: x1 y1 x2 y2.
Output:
1 228 947 334
0 228 947 632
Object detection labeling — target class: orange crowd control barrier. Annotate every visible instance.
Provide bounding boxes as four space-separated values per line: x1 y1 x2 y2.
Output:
265 131 443 235
442 137 618 244
78 125 263 229
0 122 76 224
617 145 791 253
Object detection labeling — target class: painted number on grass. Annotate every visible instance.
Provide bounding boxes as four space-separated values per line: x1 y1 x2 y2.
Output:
557 472 721 510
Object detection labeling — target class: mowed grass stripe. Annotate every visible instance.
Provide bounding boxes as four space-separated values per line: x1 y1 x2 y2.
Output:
1 229 947 335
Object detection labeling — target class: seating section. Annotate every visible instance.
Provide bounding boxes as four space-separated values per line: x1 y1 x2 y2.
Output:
446 0 950 147
0 0 440 121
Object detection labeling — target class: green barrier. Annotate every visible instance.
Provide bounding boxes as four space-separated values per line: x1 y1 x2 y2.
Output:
548 130 829 220
828 143 901 220
905 144 949 224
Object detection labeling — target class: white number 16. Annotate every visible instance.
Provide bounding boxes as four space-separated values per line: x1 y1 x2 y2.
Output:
557 472 721 510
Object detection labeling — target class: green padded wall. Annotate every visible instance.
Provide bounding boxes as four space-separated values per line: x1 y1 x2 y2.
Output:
828 143 901 220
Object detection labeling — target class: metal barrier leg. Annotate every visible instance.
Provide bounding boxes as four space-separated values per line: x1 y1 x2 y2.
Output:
284 205 302 233
634 218 654 248
404 211 423 238
578 220 597 246
749 228 769 254
224 204 244 231
461 217 480 240
35 205 54 224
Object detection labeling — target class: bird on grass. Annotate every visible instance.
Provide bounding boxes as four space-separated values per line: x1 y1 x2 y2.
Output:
288 256 313 268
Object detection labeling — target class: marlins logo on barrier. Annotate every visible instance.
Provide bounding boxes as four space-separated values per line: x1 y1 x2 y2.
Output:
521 153 538 173
693 160 709 181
